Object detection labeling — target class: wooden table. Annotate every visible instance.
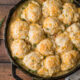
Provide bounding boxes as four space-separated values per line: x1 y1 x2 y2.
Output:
0 0 64 80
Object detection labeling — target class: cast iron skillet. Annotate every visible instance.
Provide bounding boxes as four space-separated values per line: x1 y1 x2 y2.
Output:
4 0 80 80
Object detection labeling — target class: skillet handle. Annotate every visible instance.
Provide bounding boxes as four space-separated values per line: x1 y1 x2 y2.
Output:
12 63 23 80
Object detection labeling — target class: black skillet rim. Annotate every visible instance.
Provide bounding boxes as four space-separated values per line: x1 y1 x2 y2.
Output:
4 0 80 80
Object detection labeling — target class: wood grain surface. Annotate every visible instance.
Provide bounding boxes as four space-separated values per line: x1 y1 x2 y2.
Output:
0 5 13 39
0 0 64 80
0 63 32 80
0 0 20 4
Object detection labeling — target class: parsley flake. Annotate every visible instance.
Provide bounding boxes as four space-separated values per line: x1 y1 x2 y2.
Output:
0 17 6 28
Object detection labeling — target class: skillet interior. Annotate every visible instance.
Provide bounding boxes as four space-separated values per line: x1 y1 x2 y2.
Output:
4 0 80 79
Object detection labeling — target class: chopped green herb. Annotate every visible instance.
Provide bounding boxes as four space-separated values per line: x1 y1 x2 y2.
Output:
0 17 5 28
46 28 49 30
19 12 22 17
21 63 25 66
61 30 64 33
33 44 37 48
65 24 69 27
14 56 18 60
71 0 74 3
10 38 14 41
22 7 25 9
60 7 63 10
73 46 78 51
66 14 68 17
31 70 37 73
21 18 26 21
32 59 34 62
28 69 37 74
44 56 46 59
24 3 28 6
